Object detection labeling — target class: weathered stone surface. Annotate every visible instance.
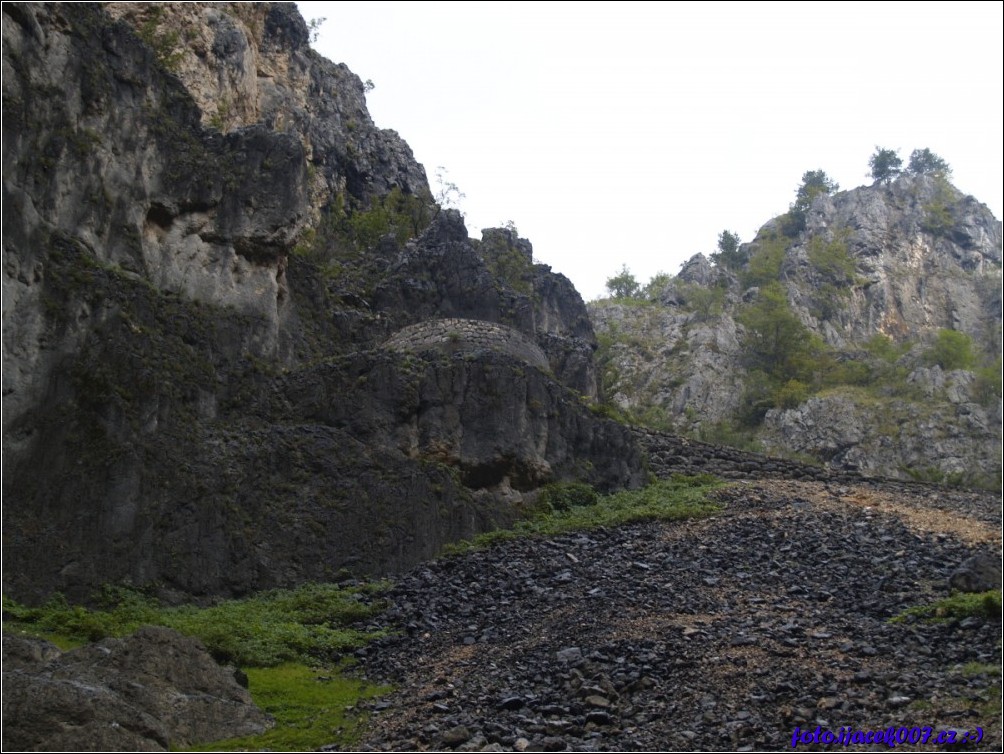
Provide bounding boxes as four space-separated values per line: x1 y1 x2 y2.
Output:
2 3 644 603
348 478 1001 752
384 318 550 372
949 554 1002 593
104 2 428 212
1 627 272 752
797 174 1001 343
591 173 1001 481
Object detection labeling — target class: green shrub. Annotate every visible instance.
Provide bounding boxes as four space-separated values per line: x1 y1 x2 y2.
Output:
190 663 388 752
137 7 184 72
921 174 957 236
480 229 533 296
738 282 824 384
783 170 839 236
444 475 722 555
864 333 906 363
774 378 810 409
742 232 787 287
924 329 977 371
681 282 725 321
891 590 1001 623
806 234 856 284
605 265 641 299
695 421 761 452
538 481 599 512
974 360 1003 406
3 582 388 668
710 230 745 269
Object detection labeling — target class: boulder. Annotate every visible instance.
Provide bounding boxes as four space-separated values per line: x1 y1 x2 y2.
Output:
1 626 272 751
948 554 1002 593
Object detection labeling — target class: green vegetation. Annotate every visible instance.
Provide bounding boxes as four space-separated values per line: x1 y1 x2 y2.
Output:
190 664 388 752
3 582 388 667
306 16 327 45
681 282 726 321
292 188 434 290
900 465 1001 490
536 481 600 512
710 229 745 269
443 475 722 554
806 232 858 320
890 590 1002 624
605 264 641 299
480 228 534 296
737 282 822 381
924 328 978 371
784 169 839 236
806 233 856 285
642 271 673 299
295 187 434 259
908 147 952 178
742 231 788 287
974 358 1004 406
3 582 392 750
136 6 184 72
696 421 761 452
921 174 957 236
869 146 902 184
433 166 465 214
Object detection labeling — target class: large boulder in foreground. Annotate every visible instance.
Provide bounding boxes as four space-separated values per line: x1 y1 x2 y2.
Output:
2 626 272 751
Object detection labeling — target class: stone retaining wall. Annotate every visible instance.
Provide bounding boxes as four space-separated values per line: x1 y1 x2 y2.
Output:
634 427 870 484
384 318 550 371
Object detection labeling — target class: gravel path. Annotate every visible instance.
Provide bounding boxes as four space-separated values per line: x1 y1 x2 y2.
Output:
339 479 1001 752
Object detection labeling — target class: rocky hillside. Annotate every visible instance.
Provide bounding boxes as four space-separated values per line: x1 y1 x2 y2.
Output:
350 477 1001 751
591 173 1002 485
2 2 644 605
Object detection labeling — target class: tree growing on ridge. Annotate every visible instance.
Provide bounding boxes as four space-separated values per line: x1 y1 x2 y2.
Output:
605 265 640 299
907 148 951 177
869 147 902 184
784 170 839 236
711 230 744 269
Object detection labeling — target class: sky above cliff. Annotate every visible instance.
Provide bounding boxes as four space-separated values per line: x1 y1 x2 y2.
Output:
301 1 1003 301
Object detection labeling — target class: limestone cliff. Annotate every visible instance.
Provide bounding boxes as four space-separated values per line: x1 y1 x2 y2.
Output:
591 174 1001 485
2 2 643 604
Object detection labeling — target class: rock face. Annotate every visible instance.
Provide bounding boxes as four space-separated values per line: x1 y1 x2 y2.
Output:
591 174 1001 483
2 3 643 604
794 175 1000 344
1 627 272 751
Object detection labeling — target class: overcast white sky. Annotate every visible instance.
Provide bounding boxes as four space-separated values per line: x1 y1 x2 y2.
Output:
300 1 1003 301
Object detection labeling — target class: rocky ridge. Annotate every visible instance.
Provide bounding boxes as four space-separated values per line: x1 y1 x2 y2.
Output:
591 174 1002 482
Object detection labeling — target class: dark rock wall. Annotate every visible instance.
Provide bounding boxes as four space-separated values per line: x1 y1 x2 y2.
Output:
1 3 643 603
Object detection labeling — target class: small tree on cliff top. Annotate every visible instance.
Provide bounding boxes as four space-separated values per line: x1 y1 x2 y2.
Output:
869 147 902 184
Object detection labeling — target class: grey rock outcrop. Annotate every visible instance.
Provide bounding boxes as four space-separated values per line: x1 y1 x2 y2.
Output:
591 173 1001 482
2 627 272 751
788 174 1001 345
103 2 428 211
2 3 644 604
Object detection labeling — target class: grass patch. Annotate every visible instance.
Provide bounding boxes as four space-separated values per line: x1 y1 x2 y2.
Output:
443 474 722 555
960 662 1002 678
889 590 1002 624
3 582 393 751
3 582 389 667
187 663 389 752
